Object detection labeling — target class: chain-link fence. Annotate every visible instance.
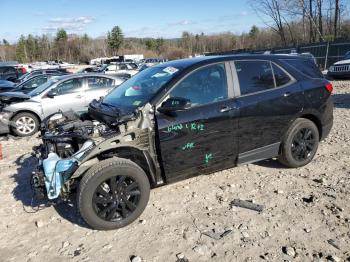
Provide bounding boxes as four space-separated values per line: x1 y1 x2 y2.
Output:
206 41 350 70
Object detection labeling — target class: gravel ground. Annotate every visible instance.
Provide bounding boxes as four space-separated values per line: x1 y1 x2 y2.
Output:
0 80 349 262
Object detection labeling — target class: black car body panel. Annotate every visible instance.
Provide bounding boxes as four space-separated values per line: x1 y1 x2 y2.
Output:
32 54 333 203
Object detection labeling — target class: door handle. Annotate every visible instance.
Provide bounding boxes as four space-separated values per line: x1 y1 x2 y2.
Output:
220 106 235 113
284 92 291 97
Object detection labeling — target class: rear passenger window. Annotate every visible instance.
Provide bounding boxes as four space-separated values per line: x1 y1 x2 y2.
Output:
87 77 114 89
282 59 323 78
235 61 274 95
272 64 291 87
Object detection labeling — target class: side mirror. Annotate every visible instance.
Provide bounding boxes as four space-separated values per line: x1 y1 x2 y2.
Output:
47 89 58 98
157 97 191 115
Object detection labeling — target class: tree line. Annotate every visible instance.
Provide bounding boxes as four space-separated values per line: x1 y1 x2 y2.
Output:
0 0 349 64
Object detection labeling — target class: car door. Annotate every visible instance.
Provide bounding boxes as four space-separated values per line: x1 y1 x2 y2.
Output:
41 77 86 117
155 62 239 182
84 76 115 108
232 60 304 163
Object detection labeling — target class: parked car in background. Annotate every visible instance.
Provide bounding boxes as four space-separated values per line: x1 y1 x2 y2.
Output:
17 68 70 83
32 55 333 230
104 62 139 77
0 74 125 136
327 51 350 79
0 74 62 93
0 63 27 82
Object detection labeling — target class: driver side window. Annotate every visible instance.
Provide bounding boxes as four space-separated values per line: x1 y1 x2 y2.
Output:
169 63 228 107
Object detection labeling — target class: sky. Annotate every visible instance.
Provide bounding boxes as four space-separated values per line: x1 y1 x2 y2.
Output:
0 0 261 43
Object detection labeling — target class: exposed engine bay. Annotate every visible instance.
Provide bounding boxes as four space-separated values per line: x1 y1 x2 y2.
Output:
32 99 159 202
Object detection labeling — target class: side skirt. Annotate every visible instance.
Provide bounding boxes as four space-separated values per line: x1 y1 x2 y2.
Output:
237 142 280 165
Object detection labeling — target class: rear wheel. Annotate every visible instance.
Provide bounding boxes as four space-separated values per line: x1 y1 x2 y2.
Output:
78 158 150 230
12 112 40 137
279 118 319 168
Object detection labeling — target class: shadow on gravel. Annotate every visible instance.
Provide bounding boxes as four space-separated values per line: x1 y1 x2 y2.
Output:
11 153 89 229
333 93 350 109
254 158 286 169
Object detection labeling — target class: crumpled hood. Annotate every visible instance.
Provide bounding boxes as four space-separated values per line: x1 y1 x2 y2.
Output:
334 59 350 65
88 98 136 127
0 91 31 105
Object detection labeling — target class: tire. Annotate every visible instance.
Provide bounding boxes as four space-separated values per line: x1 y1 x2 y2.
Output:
78 158 150 230
11 112 40 137
278 118 319 168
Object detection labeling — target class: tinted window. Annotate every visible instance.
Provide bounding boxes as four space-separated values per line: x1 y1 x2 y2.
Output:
21 75 48 90
272 64 292 87
170 63 228 107
56 78 83 95
235 61 274 95
282 59 323 78
87 77 114 89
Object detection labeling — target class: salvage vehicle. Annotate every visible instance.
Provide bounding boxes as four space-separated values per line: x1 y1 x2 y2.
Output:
327 51 350 79
32 55 333 230
0 63 27 82
0 74 124 136
17 68 70 83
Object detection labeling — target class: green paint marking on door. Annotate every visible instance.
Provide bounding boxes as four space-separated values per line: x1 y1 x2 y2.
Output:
182 142 195 150
205 153 213 164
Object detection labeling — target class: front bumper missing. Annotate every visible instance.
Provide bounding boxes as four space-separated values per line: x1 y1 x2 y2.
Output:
33 140 95 200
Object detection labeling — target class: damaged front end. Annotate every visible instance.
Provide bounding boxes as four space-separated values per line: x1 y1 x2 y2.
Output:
32 101 161 202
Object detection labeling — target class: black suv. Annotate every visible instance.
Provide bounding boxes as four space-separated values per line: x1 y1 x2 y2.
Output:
33 55 333 230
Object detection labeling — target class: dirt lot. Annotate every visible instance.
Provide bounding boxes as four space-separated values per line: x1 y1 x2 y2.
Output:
0 80 349 262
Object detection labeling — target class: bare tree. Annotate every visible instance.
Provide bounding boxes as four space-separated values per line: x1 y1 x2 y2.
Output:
249 0 288 46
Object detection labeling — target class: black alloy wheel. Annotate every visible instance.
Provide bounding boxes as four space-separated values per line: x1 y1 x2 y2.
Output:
93 175 141 222
291 128 316 162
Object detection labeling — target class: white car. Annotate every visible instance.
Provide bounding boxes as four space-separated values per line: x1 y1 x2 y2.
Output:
327 51 350 79
104 63 139 76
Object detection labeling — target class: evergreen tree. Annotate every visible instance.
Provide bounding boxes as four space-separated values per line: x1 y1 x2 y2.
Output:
107 26 124 55
15 35 27 63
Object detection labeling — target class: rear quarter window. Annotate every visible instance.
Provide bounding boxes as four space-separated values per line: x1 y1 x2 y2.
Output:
282 59 323 79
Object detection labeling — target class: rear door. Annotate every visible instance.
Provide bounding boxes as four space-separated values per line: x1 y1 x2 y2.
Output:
41 77 86 117
155 62 239 182
232 60 304 162
85 76 115 108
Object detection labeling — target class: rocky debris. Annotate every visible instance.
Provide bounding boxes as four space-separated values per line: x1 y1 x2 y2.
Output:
326 255 341 262
35 220 45 228
193 244 211 256
327 239 340 250
139 219 146 225
202 228 232 240
282 246 296 258
230 199 264 212
302 195 315 204
176 253 189 262
130 255 142 262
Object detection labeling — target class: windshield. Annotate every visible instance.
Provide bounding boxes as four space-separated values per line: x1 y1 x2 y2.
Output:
28 77 60 96
103 65 182 109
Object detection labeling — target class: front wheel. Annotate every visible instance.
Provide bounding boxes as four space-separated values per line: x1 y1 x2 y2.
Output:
279 118 319 168
12 112 40 137
78 158 150 230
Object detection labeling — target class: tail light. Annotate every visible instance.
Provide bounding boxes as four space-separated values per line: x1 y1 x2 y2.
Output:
325 82 333 93
19 67 27 74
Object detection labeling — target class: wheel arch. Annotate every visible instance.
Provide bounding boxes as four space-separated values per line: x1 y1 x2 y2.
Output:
299 114 322 140
11 110 41 123
74 145 160 188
